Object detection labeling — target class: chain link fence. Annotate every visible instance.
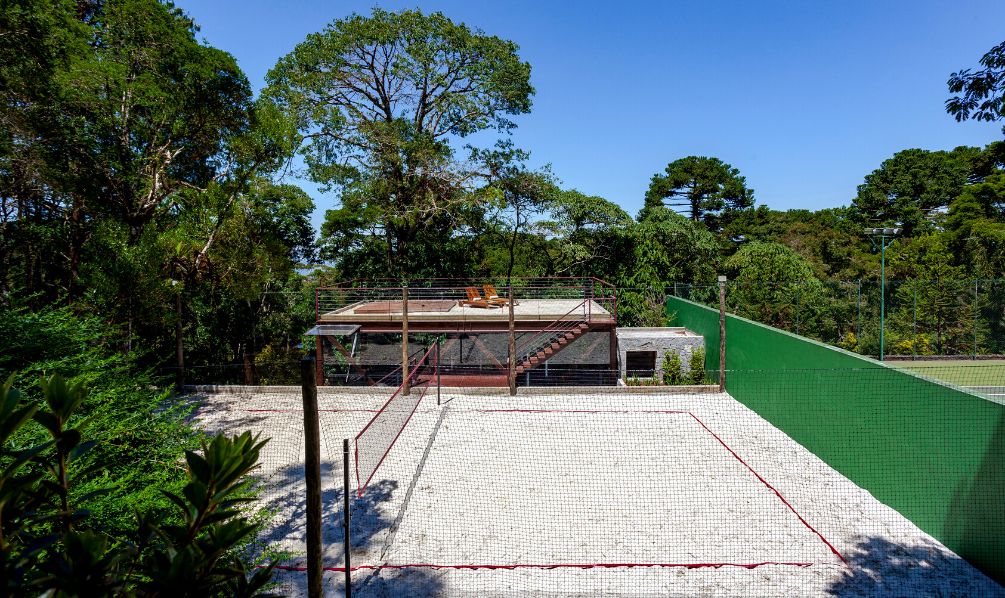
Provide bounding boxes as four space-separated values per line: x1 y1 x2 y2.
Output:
671 279 1005 359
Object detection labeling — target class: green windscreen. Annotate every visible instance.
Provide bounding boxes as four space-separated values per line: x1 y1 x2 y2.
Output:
667 295 1005 584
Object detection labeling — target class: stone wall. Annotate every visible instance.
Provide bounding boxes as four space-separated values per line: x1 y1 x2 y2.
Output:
616 327 705 380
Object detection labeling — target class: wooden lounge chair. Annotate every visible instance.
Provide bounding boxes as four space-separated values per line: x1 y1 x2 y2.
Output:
459 287 497 309
482 284 513 307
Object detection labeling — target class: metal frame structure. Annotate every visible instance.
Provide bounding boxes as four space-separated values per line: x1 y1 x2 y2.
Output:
311 278 619 388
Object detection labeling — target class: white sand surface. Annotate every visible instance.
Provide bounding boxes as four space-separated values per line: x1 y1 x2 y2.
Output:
191 388 1004 597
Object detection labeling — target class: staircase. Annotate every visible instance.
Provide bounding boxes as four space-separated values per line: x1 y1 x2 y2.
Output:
514 300 591 374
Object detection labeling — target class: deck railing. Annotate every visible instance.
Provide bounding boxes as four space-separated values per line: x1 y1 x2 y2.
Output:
315 277 617 325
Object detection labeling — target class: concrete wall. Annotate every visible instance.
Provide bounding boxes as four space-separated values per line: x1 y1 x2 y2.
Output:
616 327 704 379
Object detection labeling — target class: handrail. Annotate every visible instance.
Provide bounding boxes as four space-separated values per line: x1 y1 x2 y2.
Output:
316 277 618 324
514 298 588 360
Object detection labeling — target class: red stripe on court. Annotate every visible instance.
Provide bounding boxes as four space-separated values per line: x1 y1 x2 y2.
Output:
465 407 846 565
686 413 847 565
242 409 379 413
476 409 688 414
266 561 818 573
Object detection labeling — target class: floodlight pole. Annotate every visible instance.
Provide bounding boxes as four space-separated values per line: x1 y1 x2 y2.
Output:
866 228 900 362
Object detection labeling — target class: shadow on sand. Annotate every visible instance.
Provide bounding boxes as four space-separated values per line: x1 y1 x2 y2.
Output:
825 535 1004 597
258 460 444 597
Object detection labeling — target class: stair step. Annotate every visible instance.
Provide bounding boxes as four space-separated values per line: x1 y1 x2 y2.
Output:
564 333 576 340
577 323 589 331
529 356 540 365
550 342 561 350
543 347 554 356
516 366 525 374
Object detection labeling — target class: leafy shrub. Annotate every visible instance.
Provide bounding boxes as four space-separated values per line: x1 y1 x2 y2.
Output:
0 375 275 596
687 347 707 384
662 351 684 385
836 331 859 352
891 334 935 356
0 302 198 537
624 375 661 386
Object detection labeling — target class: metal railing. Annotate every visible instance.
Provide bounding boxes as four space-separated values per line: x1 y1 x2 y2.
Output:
316 277 617 325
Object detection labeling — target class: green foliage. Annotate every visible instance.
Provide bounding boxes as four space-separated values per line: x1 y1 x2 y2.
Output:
687 348 707 385
947 40 1005 123
0 302 197 538
851 146 999 235
837 331 859 352
539 189 634 279
645 156 754 231
624 375 660 386
0 375 274 596
618 206 720 325
724 206 873 280
891 334 935 357
662 352 684 385
265 8 534 277
724 242 830 334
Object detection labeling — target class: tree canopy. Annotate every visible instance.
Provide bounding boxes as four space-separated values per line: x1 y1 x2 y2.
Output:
947 40 1005 124
644 156 754 231
850 146 1002 235
263 8 534 276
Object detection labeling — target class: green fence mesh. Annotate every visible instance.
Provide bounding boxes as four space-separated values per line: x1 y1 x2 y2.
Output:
671 279 1005 358
667 294 1005 585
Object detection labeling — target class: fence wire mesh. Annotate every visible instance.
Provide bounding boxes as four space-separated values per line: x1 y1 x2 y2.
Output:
189 365 1004 596
671 279 1005 358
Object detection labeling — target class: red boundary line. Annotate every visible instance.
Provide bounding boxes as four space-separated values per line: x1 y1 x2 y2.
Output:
468 407 846 565
333 405 845 570
266 561 817 573
476 409 688 414
354 344 437 496
242 409 379 413
685 412 847 565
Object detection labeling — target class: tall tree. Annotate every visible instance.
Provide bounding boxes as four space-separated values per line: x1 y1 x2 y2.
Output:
540 189 633 278
645 156 754 231
947 40 1005 124
263 9 534 276
851 146 993 235
618 206 720 325
724 241 829 334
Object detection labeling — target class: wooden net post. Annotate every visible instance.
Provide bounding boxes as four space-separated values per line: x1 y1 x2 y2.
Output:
300 358 323 598
508 285 516 396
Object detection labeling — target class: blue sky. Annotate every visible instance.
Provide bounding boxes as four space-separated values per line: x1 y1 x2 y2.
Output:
175 0 1004 226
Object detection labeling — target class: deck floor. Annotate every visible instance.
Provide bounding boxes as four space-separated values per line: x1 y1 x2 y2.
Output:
321 298 613 324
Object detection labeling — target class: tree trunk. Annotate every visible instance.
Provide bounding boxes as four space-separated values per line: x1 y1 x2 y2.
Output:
175 292 185 389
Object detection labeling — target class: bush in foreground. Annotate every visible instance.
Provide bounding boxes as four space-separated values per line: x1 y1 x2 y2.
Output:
0 375 275 596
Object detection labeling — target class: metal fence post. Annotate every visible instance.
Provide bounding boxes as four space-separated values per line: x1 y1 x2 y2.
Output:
856 280 862 348
913 286 918 361
343 438 352 598
718 276 727 392
402 286 410 395
974 279 979 360
435 339 442 406
300 358 323 598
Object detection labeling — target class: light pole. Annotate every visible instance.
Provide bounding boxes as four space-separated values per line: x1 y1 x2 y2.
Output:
865 227 901 361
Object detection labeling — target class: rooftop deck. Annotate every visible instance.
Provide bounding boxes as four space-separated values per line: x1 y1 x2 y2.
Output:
320 298 613 324
315 278 618 331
